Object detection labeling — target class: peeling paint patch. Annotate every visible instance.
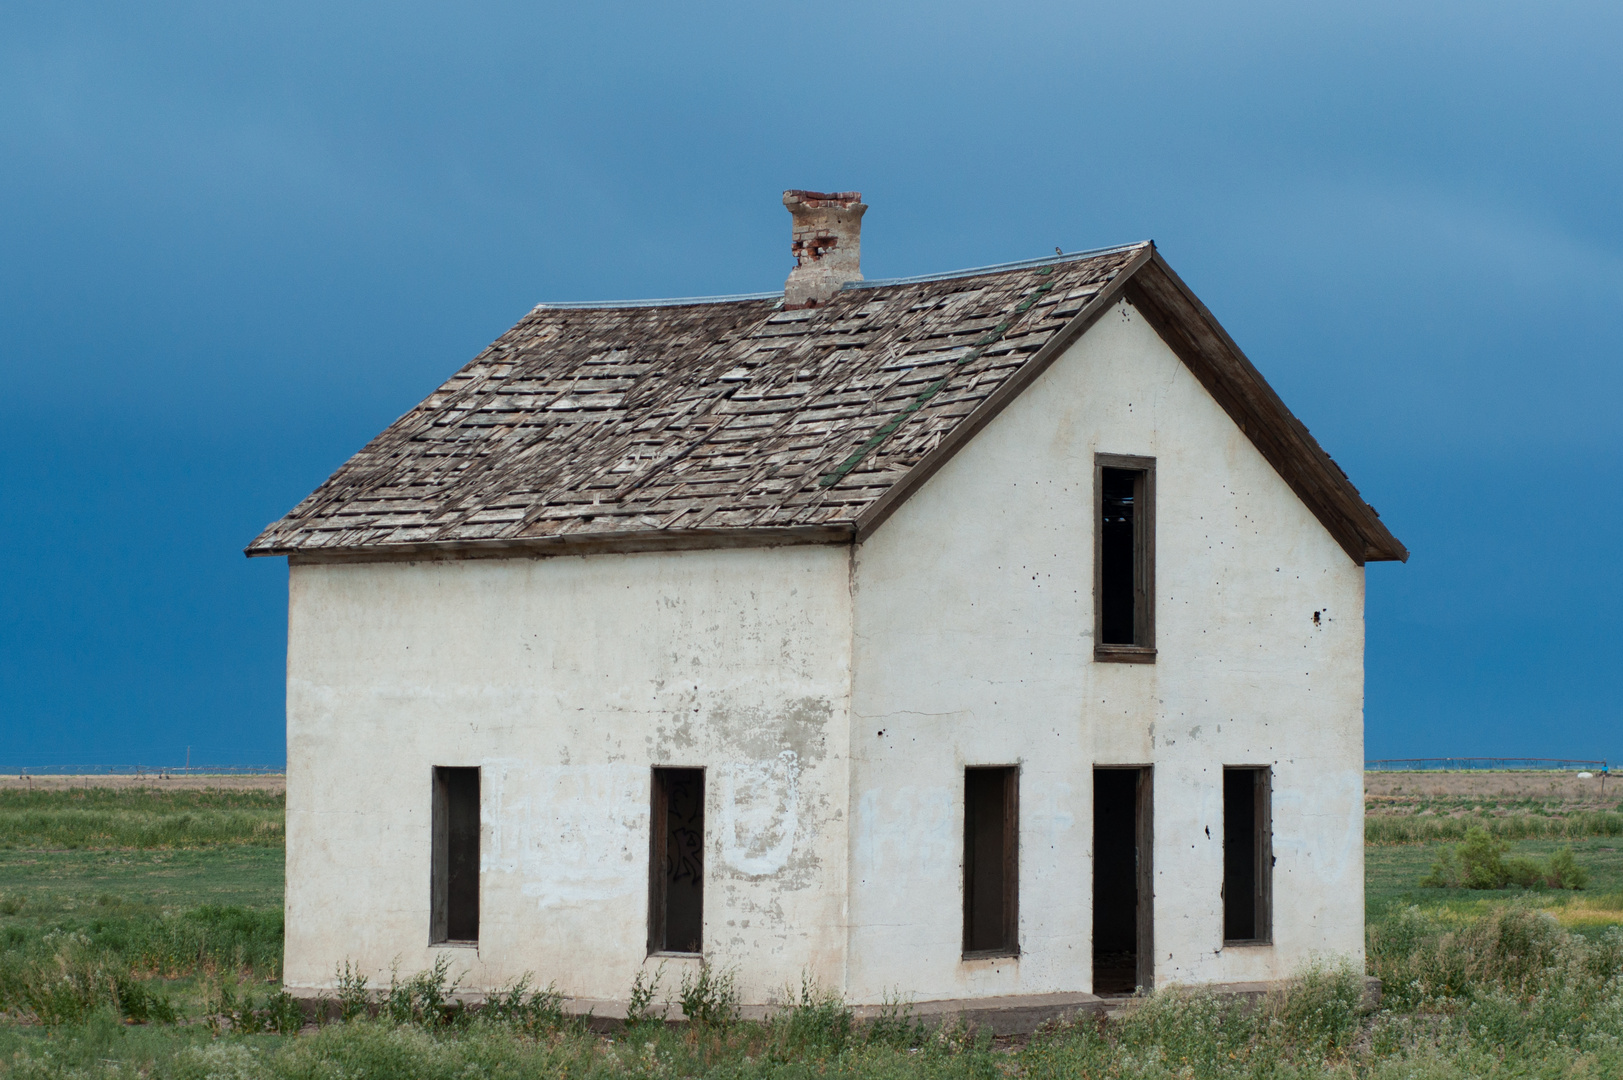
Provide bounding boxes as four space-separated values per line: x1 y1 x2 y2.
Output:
717 751 801 878
486 762 646 908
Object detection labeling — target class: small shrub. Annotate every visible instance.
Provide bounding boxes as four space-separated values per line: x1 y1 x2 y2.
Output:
384 956 464 1028
21 947 108 1026
1419 829 1588 891
1504 855 1547 889
479 973 565 1034
334 960 370 1022
112 973 178 1024
1549 845 1589 889
1263 963 1365 1058
677 962 738 1028
865 990 929 1049
767 974 852 1059
624 963 664 1026
1459 827 1509 888
1419 847 1461 888
11 933 176 1025
214 980 304 1034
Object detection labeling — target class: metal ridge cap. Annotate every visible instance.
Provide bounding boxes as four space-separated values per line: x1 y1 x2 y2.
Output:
845 242 1150 290
533 291 784 311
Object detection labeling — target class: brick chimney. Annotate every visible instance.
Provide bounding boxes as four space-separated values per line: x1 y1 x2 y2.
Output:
783 190 866 309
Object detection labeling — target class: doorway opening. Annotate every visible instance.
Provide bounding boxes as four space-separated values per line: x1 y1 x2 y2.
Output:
1093 767 1152 994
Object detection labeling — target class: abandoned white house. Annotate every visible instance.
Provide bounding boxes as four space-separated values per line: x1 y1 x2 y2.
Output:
249 191 1406 1015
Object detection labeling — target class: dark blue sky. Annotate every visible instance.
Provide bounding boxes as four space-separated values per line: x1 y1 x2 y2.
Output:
2 2 1620 767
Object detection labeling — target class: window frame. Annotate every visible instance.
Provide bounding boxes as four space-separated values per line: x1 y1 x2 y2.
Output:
430 765 481 947
648 766 706 957
1094 453 1157 663
962 765 1020 960
1221 765 1273 946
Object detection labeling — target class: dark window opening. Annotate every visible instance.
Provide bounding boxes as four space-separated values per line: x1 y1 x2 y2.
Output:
1100 469 1138 644
1095 456 1155 659
649 768 705 955
963 766 1019 956
1093 767 1153 993
1223 767 1272 943
431 766 480 944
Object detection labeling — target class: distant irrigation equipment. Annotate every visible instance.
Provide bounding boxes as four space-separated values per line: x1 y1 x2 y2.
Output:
1366 757 1608 774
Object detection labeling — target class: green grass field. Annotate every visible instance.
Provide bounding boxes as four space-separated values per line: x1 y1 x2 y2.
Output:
0 787 283 850
2 783 1623 1078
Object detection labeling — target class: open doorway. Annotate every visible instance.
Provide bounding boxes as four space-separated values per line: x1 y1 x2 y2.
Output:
1093 767 1152 994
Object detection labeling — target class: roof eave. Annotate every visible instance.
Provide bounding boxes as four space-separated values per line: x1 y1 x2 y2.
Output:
1121 251 1408 565
853 243 1158 540
244 523 857 563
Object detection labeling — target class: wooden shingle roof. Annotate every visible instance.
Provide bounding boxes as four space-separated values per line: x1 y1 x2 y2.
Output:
248 243 1407 565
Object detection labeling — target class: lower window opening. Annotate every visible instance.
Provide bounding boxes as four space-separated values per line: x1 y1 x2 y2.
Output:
1223 767 1272 943
649 767 705 954
431 766 480 944
963 766 1019 956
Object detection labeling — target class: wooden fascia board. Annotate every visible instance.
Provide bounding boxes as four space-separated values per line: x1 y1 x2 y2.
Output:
852 243 1158 540
251 524 856 564
1122 253 1407 564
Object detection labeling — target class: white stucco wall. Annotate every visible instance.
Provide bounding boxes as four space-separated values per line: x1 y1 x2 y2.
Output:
282 298 1369 1008
283 545 854 1003
845 299 1366 1002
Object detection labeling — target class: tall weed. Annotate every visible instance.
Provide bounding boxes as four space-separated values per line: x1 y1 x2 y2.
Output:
333 960 370 1022
477 973 565 1035
212 979 303 1035
1023 964 1367 1077
676 962 739 1028
624 963 664 1026
6 931 179 1025
383 955 464 1028
765 975 853 1059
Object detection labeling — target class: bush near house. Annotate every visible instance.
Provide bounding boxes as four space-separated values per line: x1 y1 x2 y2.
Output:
1419 827 1590 890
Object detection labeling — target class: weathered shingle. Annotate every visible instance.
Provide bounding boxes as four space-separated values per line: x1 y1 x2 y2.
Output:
248 242 1408 565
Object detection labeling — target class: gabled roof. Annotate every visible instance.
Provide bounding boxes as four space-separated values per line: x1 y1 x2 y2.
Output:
248 242 1406 565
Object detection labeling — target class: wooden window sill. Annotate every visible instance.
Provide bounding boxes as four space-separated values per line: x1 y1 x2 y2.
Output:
961 949 1020 962
1222 939 1273 948
430 940 479 949
1095 645 1157 664
648 950 704 959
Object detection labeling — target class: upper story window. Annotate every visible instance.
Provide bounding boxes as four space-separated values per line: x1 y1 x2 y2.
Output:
1095 454 1156 663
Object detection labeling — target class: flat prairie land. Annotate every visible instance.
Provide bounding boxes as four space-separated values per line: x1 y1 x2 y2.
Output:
0 774 285 793
1366 769 1618 807
3 775 1623 1079
0 847 282 911
1364 769 1623 845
